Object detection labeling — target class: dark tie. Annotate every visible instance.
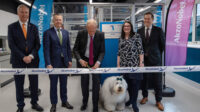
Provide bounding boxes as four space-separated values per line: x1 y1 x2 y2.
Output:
145 28 150 43
89 36 94 65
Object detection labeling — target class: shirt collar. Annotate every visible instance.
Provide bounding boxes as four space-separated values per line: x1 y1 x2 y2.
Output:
19 20 28 26
145 25 152 30
88 34 94 38
54 26 62 32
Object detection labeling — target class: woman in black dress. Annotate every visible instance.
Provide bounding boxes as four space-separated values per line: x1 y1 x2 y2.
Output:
117 21 144 112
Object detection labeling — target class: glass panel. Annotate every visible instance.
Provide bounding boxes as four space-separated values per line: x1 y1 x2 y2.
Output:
188 17 192 42
93 6 111 23
54 4 88 48
196 4 200 41
112 6 132 22
54 4 86 13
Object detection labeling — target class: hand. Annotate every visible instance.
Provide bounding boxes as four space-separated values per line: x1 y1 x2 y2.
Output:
139 63 144 67
23 56 27 63
68 62 72 68
23 56 32 64
47 65 53 68
26 56 32 63
79 59 88 67
92 62 100 69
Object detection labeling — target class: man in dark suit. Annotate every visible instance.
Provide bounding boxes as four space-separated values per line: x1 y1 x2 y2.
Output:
43 14 73 112
8 4 43 112
73 19 105 112
137 12 165 111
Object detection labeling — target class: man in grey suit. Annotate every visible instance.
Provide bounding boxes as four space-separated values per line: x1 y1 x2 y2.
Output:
73 19 105 112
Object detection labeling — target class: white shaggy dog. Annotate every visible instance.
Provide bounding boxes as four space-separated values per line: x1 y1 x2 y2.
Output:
100 76 128 112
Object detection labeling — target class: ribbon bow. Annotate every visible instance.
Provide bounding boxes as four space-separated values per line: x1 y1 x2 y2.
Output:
116 77 122 81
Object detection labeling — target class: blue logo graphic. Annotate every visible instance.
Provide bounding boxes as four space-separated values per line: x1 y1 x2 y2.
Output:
74 70 82 74
103 68 111 73
188 66 195 71
15 70 24 75
159 67 167 72
45 69 54 73
130 68 138 72
111 25 114 31
61 69 82 74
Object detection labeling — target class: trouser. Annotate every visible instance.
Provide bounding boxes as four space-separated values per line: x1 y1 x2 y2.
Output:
14 75 38 108
81 74 100 110
124 76 141 112
141 73 163 102
49 74 68 104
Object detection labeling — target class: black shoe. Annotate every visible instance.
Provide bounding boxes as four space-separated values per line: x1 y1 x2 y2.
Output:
125 101 131 106
80 104 87 111
32 104 44 111
50 104 56 112
93 108 98 112
133 106 139 112
62 102 73 109
16 108 23 112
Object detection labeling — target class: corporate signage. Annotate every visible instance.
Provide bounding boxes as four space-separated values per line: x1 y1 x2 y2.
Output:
30 0 53 68
165 0 195 66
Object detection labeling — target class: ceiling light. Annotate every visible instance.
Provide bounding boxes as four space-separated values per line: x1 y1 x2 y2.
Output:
154 0 162 3
89 0 93 4
19 0 31 6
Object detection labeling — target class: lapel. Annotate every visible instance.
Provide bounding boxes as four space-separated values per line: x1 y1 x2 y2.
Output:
17 21 26 41
81 30 88 54
141 27 145 39
61 29 65 46
26 23 32 41
52 27 62 46
84 30 89 49
93 31 98 46
149 25 155 43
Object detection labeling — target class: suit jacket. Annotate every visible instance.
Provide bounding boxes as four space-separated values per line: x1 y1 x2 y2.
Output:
43 27 72 68
73 29 105 67
137 26 165 66
8 21 40 68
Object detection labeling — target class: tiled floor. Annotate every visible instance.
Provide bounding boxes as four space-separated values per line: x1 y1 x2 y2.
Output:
0 73 200 112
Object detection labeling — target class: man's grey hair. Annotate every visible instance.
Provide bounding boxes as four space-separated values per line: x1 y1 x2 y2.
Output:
86 19 97 27
53 13 63 17
17 4 29 13
53 13 63 20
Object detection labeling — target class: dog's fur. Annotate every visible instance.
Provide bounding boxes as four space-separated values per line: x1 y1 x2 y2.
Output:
100 76 128 112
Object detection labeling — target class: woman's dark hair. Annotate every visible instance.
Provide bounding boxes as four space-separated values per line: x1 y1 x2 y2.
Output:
121 21 135 39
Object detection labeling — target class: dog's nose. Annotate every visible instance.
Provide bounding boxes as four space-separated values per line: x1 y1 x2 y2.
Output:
119 87 122 90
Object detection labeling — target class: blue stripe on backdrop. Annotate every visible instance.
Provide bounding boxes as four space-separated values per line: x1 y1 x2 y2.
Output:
155 5 162 28
100 39 120 84
84 5 88 22
30 0 53 68
100 22 124 84
176 47 200 84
